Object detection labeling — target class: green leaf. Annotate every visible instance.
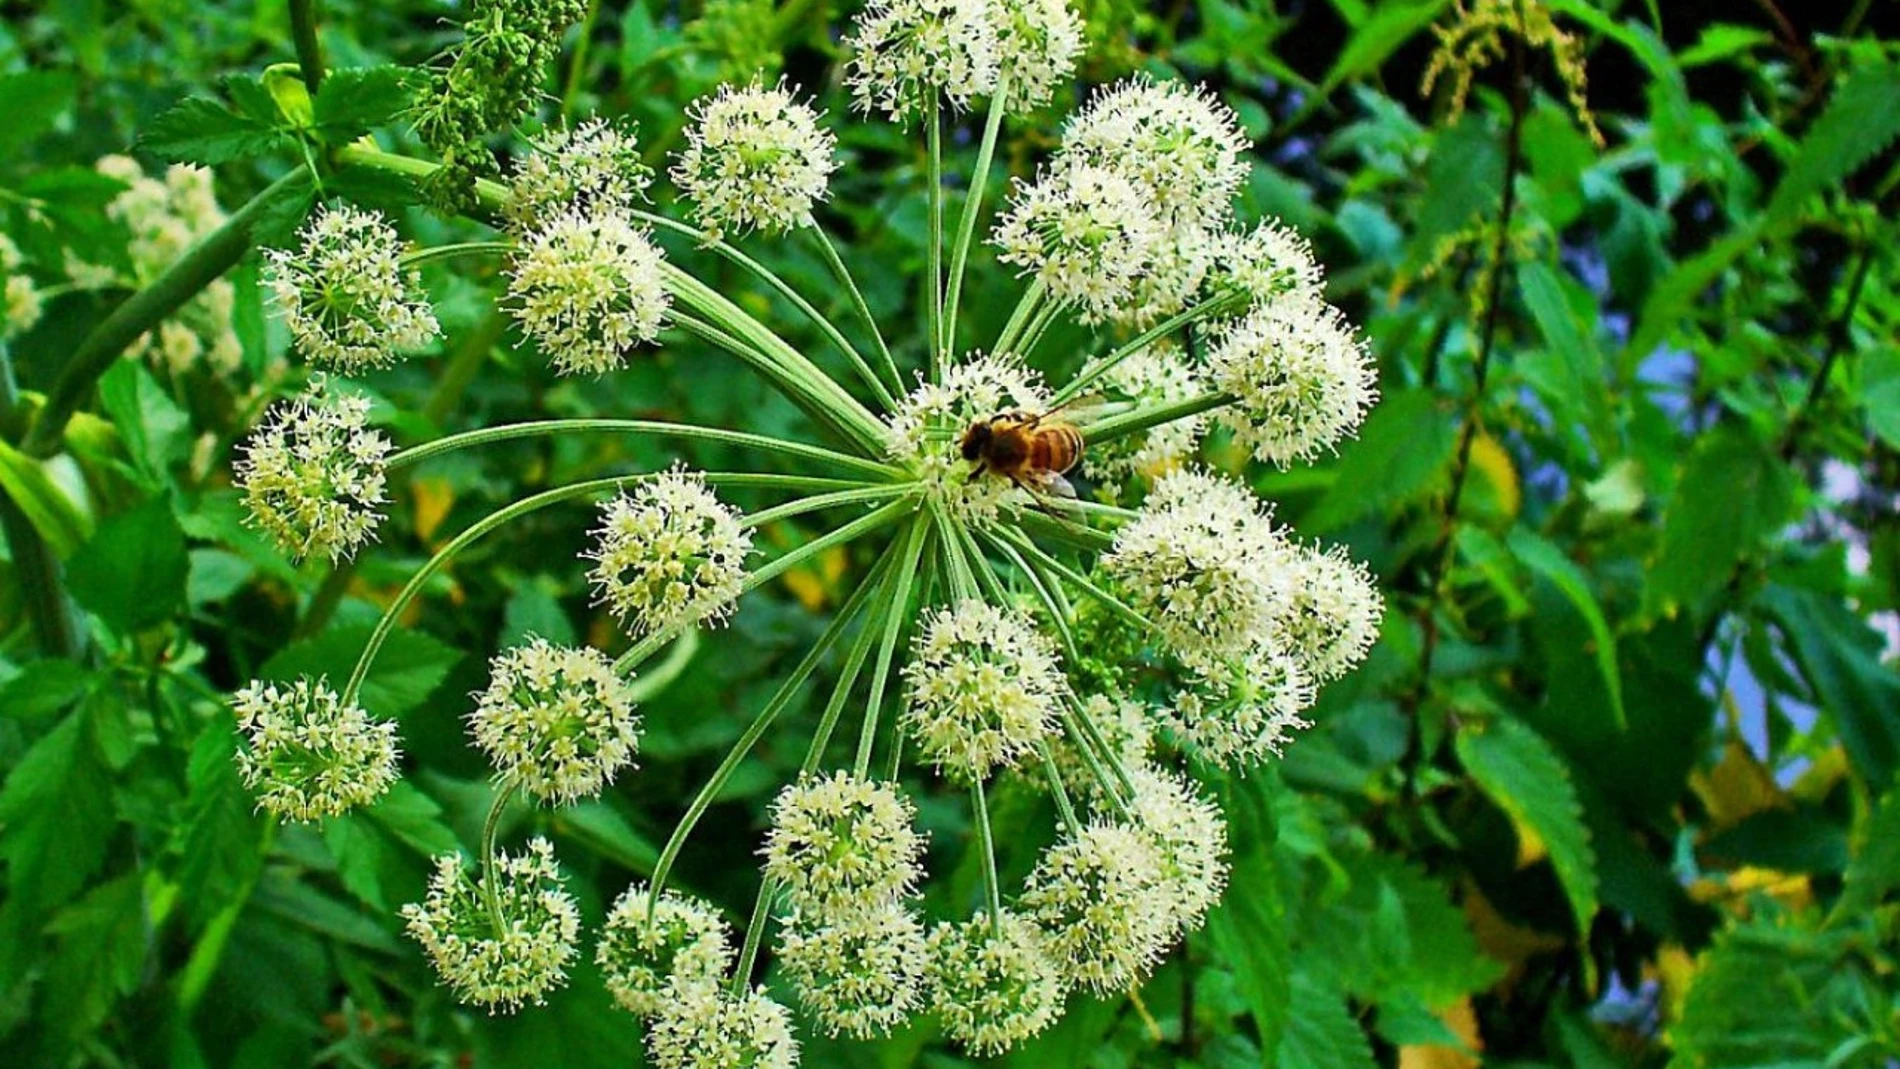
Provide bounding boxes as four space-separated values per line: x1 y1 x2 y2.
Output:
1624 229 1756 367
555 801 659 872
1317 0 1453 100
470 961 645 1069
0 659 96 723
1644 425 1794 620
1210 774 1290 1053
1676 23 1773 67
1303 390 1456 533
312 65 421 143
1507 529 1625 729
1456 718 1598 939
362 779 462 857
1764 61 1900 229
0 70 77 156
1277 970 1376 1069
41 873 148 1050
1410 115 1504 264
1863 346 1900 450
140 95 288 165
98 361 189 482
1518 261 1611 449
1837 778 1900 921
0 437 92 557
502 583 578 647
260 623 462 719
66 497 190 636
1758 586 1900 785
1669 912 1865 1069
173 723 264 925
0 712 115 919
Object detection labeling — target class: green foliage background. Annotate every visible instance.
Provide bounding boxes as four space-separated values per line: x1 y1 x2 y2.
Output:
1 1 1897 1066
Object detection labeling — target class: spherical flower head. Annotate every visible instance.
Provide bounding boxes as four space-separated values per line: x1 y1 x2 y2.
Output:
846 0 999 120
777 904 927 1039
672 80 838 240
587 469 752 640
232 676 399 821
597 882 734 1017
645 984 799 1069
1020 821 1171 994
1080 340 1208 487
1160 642 1314 766
1060 76 1249 231
1027 693 1153 800
987 0 1083 114
1207 219 1324 306
507 206 672 376
469 638 641 804
1275 542 1384 684
902 598 1067 781
263 205 439 373
1103 220 1216 329
992 161 1166 325
761 771 925 918
235 382 392 563
1208 294 1377 468
886 353 1051 524
505 119 654 233
926 910 1066 1055
401 838 581 1013
1100 467 1290 668
1123 766 1228 934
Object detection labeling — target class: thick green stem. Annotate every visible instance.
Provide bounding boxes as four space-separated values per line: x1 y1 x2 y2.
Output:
23 168 312 457
1051 295 1245 407
289 0 325 91
855 514 931 776
389 417 900 480
0 345 83 658
809 227 905 397
944 82 1008 360
1080 392 1234 447
926 99 945 382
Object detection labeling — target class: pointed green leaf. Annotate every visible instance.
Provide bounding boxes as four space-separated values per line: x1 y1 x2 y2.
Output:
1764 61 1900 229
1278 970 1376 1069
1456 718 1598 938
141 96 288 165
1508 528 1625 729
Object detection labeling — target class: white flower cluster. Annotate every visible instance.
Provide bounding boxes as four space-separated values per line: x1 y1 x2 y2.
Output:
645 984 800 1069
586 470 753 640
777 903 928 1038
993 162 1166 324
673 81 838 239
505 119 653 233
1080 340 1207 487
924 911 1066 1054
264 204 440 374
596 883 734 1017
231 676 400 821
847 0 1082 119
468 638 641 804
235 382 392 562
1 234 41 340
401 838 581 1012
1208 294 1379 468
902 598 1066 780
885 353 1051 522
507 207 672 376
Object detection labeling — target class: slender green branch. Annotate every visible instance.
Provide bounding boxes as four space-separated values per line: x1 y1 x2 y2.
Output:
926 98 945 382
1061 696 1135 809
389 417 901 479
809 227 906 397
668 312 874 452
744 494 920 594
971 780 1003 927
743 484 912 529
732 877 777 993
1014 299 1060 360
22 168 313 457
559 0 602 118
479 778 519 936
803 546 907 774
1015 510 1115 553
855 515 931 776
1035 738 1084 838
993 277 1045 355
996 527 1152 636
289 0 325 91
398 240 514 269
978 527 1076 673
944 81 1008 360
1050 294 1245 407
1079 392 1234 447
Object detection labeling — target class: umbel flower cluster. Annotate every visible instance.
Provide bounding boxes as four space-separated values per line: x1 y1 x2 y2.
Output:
229 0 1384 1060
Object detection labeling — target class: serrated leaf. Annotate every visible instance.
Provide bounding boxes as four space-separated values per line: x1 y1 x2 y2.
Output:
1518 261 1611 449
1624 229 1756 365
98 360 189 482
1278 970 1377 1069
42 873 148 1050
1456 718 1597 939
555 801 659 871
174 723 264 925
1211 774 1291 1053
141 96 288 166
1644 424 1794 619
1864 346 1900 450
363 779 462 857
260 623 461 719
1507 529 1625 729
1669 912 1865 1069
0 70 77 156
1317 0 1452 100
67 498 189 636
1304 391 1456 533
0 659 97 722
1759 586 1900 786
312 65 420 143
0 712 114 919
1764 61 1900 229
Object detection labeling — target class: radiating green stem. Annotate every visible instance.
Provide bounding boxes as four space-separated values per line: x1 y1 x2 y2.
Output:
479 778 519 937
389 417 900 479
289 0 325 91
809 227 905 397
398 241 514 269
977 527 1075 675
744 494 919 594
669 312 872 452
1016 510 1115 552
996 526 1153 636
971 780 1003 927
944 81 1008 359
854 514 931 776
1014 299 1060 360
1051 295 1246 407
1080 392 1234 447
731 877 777 994
803 547 907 774
925 98 945 383
994 277 1045 356
22 168 312 457
1062 695 1136 808
1035 738 1083 837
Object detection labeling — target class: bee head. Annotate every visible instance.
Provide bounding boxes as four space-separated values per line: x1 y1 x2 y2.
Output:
959 421 991 461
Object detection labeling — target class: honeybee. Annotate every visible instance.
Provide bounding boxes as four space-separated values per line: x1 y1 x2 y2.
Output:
960 407 1085 499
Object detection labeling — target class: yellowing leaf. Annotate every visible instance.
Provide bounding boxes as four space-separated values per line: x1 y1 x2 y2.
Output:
1687 867 1811 912
1789 745 1848 804
1690 740 1785 830
1398 997 1481 1069
1651 944 1696 1021
1462 882 1565 974
1511 817 1549 867
1467 432 1520 519
410 476 455 544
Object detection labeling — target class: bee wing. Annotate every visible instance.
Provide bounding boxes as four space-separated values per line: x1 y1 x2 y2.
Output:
1041 392 1116 422
1029 470 1079 499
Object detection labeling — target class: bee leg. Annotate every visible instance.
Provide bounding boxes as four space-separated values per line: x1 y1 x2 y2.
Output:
965 462 989 484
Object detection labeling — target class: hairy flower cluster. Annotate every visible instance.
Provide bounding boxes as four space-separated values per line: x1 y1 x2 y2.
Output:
469 638 641 803
236 383 392 562
762 772 925 919
925 911 1066 1054
1060 77 1249 232
506 119 653 233
646 985 800 1069
231 677 400 821
777 904 928 1038
846 0 999 119
586 470 752 639
1027 693 1153 800
1160 643 1313 765
1020 822 1171 994
987 0 1083 113
507 207 672 375
1101 468 1290 668
1081 341 1207 487
903 599 1066 781
886 353 1051 522
597 883 734 1017
402 838 581 1012
264 205 439 374
993 162 1165 324
1208 294 1377 468
0 234 41 340
673 81 838 239
1278 542 1385 683
1125 767 1229 932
